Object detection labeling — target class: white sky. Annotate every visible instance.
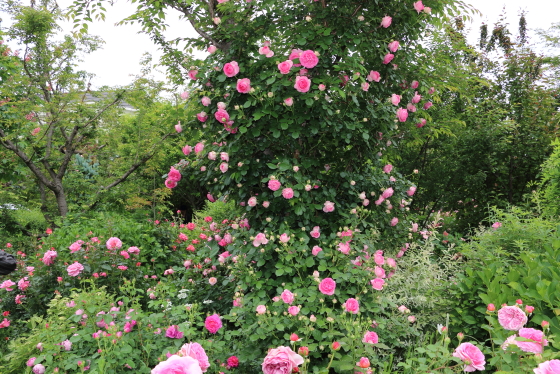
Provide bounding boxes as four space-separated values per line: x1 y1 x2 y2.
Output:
1 0 559 89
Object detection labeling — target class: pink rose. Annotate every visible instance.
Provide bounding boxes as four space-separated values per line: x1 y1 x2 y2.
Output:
361 82 370 91
344 298 359 314
412 91 422 104
284 97 293 106
152 355 203 374
363 331 378 344
279 233 290 243
215 109 230 124
310 226 320 239
256 305 266 315
182 145 192 155
382 188 394 199
367 70 381 82
374 266 386 278
294 76 311 93
383 53 394 64
534 360 560 374
423 101 433 110
281 289 295 304
0 280 15 291
390 217 398 226
258 45 271 55
411 80 420 89
391 94 401 106
201 96 211 106
289 49 303 66
407 186 417 196
106 237 122 250
515 328 548 353
248 197 257 207
413 1 424 13
41 250 57 266
337 241 351 254
205 314 222 334
268 179 282 191
396 107 408 122
287 306 300 316
177 342 210 372
278 60 293 74
498 305 527 331
407 103 417 112
262 346 304 374
207 45 217 54
416 118 427 128
370 278 385 290
380 15 392 28
236 78 251 93
67 262 84 277
223 61 240 77
318 278 336 295
165 179 177 189
452 343 485 372
312 246 322 256
318 84 326 91
168 166 182 182
388 40 400 52
262 201 270 208
299 50 319 69
323 201 335 212
253 233 268 247
219 163 228 173
194 142 205 154
188 70 198 80
32 365 46 374
282 188 294 199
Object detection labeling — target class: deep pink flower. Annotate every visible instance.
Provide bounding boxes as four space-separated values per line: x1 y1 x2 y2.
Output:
344 298 359 314
262 346 304 374
396 108 408 122
423 101 433 110
453 343 485 372
278 60 293 74
67 262 84 277
41 250 57 265
151 355 202 374
165 325 184 339
168 166 182 182
223 61 239 77
18 277 30 291
236 78 251 93
214 109 230 124
299 50 319 69
363 331 378 344
281 289 295 304
319 278 336 295
383 53 394 64
282 188 294 199
380 16 392 28
205 314 222 334
165 179 177 189
294 76 311 93
498 305 527 331
227 356 239 368
337 241 351 254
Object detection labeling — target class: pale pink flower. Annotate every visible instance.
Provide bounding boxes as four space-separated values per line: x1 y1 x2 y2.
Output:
318 84 326 91
387 258 397 268
253 233 268 247
498 305 527 331
219 163 229 173
268 179 281 191
534 360 560 374
207 151 217 160
367 70 381 82
383 164 393 173
390 217 398 226
312 246 322 256
152 355 202 374
194 142 205 154
363 331 378 344
370 278 385 290
201 96 211 106
278 60 293 74
380 16 392 28
344 298 359 314
208 45 217 54
361 82 370 91
310 226 320 239
282 188 294 199
106 237 123 250
281 289 295 304
205 314 222 334
288 306 300 316
177 342 210 372
15 294 25 304
337 241 351 254
515 328 548 353
412 91 422 104
261 346 304 374
397 107 408 122
453 343 485 372
383 53 394 64
262 201 270 208
413 1 424 13
492 222 502 229
388 40 400 52
209 277 217 285
407 186 417 196
279 233 290 243
248 197 257 207
236 78 251 93
223 61 240 77
256 305 266 315
284 97 293 106
258 45 271 55
408 315 416 323
42 250 57 265
407 103 417 112
357 357 370 368
215 108 230 123
67 262 84 277
391 94 401 106
318 278 336 295
196 112 208 122
182 145 192 155
300 50 319 68
294 76 311 93
289 49 303 66
374 266 386 278
188 70 198 80
32 364 46 374
323 201 335 213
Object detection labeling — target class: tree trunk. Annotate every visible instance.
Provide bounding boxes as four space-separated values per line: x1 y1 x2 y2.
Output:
54 187 68 217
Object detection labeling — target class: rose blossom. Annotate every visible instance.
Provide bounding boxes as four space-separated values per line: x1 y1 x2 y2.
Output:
32 364 46 374
205 314 222 334
151 355 202 374
318 278 336 295
188 70 198 80
236 78 251 93
370 278 385 290
344 298 359 314
413 0 424 13
396 107 408 122
323 201 335 213
261 346 304 374
498 305 527 331
534 360 560 374
383 53 394 64
310 226 320 239
106 237 123 250
42 250 57 265
219 163 228 173
294 76 311 93
390 94 400 105
281 289 295 304
214 108 230 124
278 60 293 74
388 40 400 52
452 342 485 372
367 70 381 82
177 342 210 372
67 262 84 277
201 96 211 106
253 233 268 247
312 246 322 256
363 331 379 344
288 306 300 316
299 50 319 69
284 97 293 106
515 328 548 353
282 188 294 199
380 15 392 28
223 61 239 77
256 305 267 315
268 179 281 191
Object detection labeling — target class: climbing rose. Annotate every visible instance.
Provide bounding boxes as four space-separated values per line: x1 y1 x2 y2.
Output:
380 16 392 28
41 250 57 265
268 179 282 191
397 108 408 122
67 262 84 277
323 201 335 212
282 188 294 199
261 346 304 374
363 331 379 344
452 343 485 372
278 60 293 74
207 45 217 54
168 166 182 182
344 298 359 314
177 342 210 372
388 40 400 52
294 76 311 93
370 278 385 290
534 360 560 374
281 289 295 304
214 109 230 124
223 61 240 77
318 278 336 295
413 0 425 13
106 237 123 250
367 70 381 82
515 328 548 353
151 355 202 374
201 96 211 106
236 78 251 93
383 53 394 64
299 50 319 68
205 314 222 334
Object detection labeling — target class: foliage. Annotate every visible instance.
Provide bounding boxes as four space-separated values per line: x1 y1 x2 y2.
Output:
540 140 560 217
